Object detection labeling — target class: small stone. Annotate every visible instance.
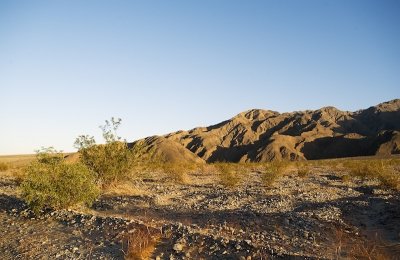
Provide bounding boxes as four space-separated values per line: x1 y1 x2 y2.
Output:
173 243 184 252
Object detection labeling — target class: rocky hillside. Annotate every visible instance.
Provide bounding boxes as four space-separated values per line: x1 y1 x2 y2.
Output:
131 99 400 162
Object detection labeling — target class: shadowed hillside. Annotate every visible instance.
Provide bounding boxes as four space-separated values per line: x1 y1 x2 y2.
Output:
130 99 400 162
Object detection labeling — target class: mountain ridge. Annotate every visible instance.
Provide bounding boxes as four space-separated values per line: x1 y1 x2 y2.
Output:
130 99 400 162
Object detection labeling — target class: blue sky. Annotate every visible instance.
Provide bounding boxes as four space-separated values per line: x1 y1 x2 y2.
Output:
1 0 399 154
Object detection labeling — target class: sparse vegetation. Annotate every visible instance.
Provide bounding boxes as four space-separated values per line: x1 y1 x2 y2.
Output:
2 155 400 258
21 147 99 214
215 163 243 187
297 164 310 178
261 161 289 187
0 161 9 171
332 227 393 260
341 174 351 182
122 226 161 260
75 118 134 187
104 181 149 197
160 162 193 184
343 159 400 191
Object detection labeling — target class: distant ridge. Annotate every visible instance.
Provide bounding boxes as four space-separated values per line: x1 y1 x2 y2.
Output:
130 99 400 162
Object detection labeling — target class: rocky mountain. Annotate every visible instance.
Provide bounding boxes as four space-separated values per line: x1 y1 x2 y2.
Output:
130 99 400 162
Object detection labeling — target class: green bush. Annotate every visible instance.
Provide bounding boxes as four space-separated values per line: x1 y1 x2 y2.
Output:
21 148 99 214
74 118 133 187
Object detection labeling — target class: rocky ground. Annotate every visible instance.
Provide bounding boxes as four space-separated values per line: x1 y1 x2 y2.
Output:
1 165 400 259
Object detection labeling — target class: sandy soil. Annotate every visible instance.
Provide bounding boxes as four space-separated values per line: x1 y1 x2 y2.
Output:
1 166 400 259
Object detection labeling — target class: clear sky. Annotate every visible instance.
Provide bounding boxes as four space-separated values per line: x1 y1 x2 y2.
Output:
1 0 399 155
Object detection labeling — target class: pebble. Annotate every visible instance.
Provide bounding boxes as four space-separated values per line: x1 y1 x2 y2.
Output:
173 243 184 252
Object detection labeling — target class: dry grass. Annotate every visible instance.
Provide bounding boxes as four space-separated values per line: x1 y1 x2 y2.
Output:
214 163 244 188
342 159 400 190
103 181 149 196
331 227 397 260
261 161 289 187
296 163 310 178
0 161 27 185
0 154 36 167
197 163 218 175
122 225 161 260
159 162 194 184
134 160 202 184
341 174 351 183
0 162 9 171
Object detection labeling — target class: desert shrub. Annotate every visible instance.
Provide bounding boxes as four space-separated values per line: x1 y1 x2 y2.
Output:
344 159 400 191
76 141 133 186
377 168 400 191
198 163 218 175
341 174 351 183
215 163 243 188
122 225 161 260
297 167 309 178
331 227 393 259
344 160 371 180
75 118 134 187
21 148 99 214
160 162 193 184
0 161 9 172
104 181 149 196
124 143 192 183
261 161 288 187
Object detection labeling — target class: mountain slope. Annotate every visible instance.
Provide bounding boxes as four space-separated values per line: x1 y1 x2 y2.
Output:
130 136 205 164
132 99 400 162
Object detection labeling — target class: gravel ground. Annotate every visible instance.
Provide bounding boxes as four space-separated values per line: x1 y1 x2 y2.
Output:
1 167 400 259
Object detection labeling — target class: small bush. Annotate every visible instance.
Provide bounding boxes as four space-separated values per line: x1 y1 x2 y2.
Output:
21 148 99 214
261 161 288 187
378 168 400 191
122 225 161 260
215 163 243 188
341 174 351 182
0 162 9 172
344 159 400 191
160 162 193 184
198 163 218 175
75 118 134 187
331 227 393 259
77 141 133 186
297 166 310 178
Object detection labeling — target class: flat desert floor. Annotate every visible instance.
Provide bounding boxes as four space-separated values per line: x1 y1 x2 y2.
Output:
1 157 400 259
